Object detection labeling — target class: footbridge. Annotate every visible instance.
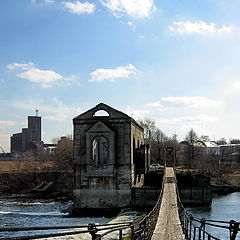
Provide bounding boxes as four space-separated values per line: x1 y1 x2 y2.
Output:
1 167 240 240
151 167 185 239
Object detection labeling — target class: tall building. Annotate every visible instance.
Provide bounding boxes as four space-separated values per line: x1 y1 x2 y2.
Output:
11 111 42 153
28 116 41 142
22 128 29 152
10 133 22 153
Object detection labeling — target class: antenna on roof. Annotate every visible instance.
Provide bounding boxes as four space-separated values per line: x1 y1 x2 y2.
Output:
35 109 39 116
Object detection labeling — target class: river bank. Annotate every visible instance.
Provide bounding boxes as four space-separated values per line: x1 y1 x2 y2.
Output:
0 171 73 199
211 173 240 194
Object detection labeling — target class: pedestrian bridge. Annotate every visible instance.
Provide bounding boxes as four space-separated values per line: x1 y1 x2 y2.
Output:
1 167 240 239
151 167 185 239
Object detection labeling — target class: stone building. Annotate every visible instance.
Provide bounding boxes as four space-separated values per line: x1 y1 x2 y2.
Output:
73 103 148 215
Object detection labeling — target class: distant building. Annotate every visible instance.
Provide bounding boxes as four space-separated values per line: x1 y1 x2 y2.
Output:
179 140 240 166
28 116 41 142
10 133 22 154
22 128 29 152
219 144 240 162
11 112 42 154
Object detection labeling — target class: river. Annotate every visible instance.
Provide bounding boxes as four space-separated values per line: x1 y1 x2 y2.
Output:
0 192 240 239
0 196 140 239
186 191 240 240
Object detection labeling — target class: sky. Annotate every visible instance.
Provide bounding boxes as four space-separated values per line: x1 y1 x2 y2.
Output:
1 0 240 152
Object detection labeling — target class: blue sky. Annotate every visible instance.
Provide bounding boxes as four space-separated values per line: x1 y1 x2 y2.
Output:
1 0 240 152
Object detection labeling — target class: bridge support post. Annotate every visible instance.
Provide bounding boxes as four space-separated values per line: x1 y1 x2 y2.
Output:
130 224 135 240
230 220 239 240
88 223 101 240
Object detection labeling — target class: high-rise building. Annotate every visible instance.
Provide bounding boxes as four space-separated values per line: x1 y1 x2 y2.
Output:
10 133 22 153
22 128 29 152
11 111 42 154
28 116 41 142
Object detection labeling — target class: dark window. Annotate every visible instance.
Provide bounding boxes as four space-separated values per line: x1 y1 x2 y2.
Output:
92 136 109 164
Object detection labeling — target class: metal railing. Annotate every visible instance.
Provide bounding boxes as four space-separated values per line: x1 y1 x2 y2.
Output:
175 169 240 240
179 210 240 240
0 222 134 240
133 175 165 240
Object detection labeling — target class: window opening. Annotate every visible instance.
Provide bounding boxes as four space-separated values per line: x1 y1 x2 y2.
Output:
92 136 108 164
93 110 110 117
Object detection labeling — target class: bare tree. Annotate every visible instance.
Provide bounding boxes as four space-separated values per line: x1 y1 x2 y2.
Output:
138 118 179 165
184 129 199 170
138 118 158 139
200 135 211 142
216 138 227 145
51 136 73 171
185 129 199 143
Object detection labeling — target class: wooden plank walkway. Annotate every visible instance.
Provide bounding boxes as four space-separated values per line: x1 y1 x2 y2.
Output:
151 167 185 240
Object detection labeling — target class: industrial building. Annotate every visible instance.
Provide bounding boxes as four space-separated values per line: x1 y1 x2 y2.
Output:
10 111 42 154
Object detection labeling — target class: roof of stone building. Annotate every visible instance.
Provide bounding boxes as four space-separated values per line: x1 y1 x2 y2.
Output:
180 140 218 148
73 102 143 130
74 103 129 119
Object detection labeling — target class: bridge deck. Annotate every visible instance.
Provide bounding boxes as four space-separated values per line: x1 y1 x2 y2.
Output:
151 167 185 240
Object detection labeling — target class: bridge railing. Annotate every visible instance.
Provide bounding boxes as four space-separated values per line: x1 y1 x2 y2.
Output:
179 210 240 240
0 222 134 240
175 170 240 240
133 169 165 240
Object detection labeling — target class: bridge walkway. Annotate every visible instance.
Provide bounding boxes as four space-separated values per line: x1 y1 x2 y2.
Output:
151 167 185 240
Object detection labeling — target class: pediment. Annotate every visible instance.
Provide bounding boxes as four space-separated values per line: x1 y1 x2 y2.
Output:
87 121 114 134
74 103 130 120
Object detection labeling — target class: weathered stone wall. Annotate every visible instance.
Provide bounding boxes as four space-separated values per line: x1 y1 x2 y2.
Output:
179 186 212 205
73 103 144 212
132 187 161 208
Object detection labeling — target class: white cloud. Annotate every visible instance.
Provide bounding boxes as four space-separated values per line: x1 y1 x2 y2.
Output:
7 62 35 70
147 96 222 109
101 0 156 18
123 106 149 120
158 115 217 125
17 68 65 88
156 114 218 139
8 62 75 88
127 21 136 29
13 99 82 122
89 64 136 82
222 78 240 96
0 121 15 129
62 1 95 14
169 20 235 35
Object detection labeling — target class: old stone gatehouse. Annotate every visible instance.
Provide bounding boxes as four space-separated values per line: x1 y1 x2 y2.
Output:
72 103 148 215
